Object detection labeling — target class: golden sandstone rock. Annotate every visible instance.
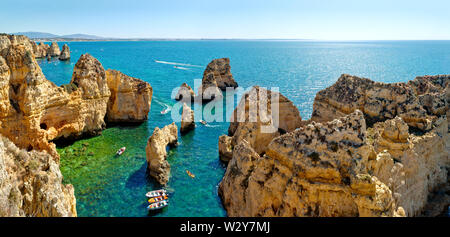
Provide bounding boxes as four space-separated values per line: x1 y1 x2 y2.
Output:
105 69 153 123
180 103 195 134
175 82 196 102
203 58 238 90
30 41 49 58
219 86 302 159
219 74 449 217
199 58 238 102
146 123 178 185
0 134 76 217
47 42 60 57
58 44 70 61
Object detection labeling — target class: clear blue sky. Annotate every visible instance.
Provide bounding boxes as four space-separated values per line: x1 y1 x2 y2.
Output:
1 0 449 40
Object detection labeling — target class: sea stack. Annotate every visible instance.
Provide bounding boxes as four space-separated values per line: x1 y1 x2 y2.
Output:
47 41 60 57
203 58 238 90
199 58 238 102
146 123 179 185
58 44 70 61
180 103 195 134
175 82 196 102
105 69 153 123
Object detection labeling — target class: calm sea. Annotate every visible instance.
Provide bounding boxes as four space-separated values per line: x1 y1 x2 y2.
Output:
37 40 450 217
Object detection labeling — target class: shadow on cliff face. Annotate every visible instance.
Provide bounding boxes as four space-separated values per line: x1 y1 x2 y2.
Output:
105 121 146 129
52 132 103 148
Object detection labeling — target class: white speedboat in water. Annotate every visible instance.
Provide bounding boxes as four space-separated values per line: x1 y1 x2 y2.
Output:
116 147 126 156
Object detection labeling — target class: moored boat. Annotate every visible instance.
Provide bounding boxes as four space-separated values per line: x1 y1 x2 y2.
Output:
116 147 126 155
148 195 168 204
147 200 169 210
146 189 167 198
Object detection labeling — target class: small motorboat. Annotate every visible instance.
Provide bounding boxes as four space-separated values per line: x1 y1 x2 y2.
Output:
160 108 169 115
116 147 126 156
146 189 167 198
186 170 195 178
200 120 207 125
147 200 169 211
148 195 169 204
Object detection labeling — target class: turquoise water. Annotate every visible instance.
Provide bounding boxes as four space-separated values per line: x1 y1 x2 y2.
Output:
38 40 450 217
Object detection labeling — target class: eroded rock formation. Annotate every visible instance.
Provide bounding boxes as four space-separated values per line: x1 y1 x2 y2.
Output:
105 69 153 123
203 58 237 90
199 58 238 102
0 135 77 217
311 74 449 131
219 74 449 217
218 86 302 160
30 41 49 58
47 42 60 57
146 123 178 185
175 83 196 102
58 44 70 61
180 103 195 134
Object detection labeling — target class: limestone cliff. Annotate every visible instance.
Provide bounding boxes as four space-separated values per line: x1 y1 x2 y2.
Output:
30 41 49 58
311 74 448 131
105 69 153 123
146 123 178 185
0 135 76 217
219 74 449 217
220 111 403 216
0 34 152 157
219 86 302 161
58 44 70 61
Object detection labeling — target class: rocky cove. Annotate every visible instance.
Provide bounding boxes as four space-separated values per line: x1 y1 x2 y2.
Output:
0 34 448 217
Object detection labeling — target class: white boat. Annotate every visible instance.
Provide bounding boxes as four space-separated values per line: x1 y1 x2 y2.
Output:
200 120 207 125
116 147 126 155
147 200 169 210
146 189 167 198
161 108 169 115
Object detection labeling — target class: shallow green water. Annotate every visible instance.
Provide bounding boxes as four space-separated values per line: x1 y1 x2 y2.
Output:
58 119 228 217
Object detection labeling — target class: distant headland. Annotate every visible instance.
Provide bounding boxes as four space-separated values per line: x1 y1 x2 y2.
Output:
9 31 312 42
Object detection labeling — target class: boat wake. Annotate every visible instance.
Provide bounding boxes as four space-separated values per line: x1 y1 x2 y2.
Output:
204 124 221 128
154 98 172 113
173 66 190 70
154 60 203 68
